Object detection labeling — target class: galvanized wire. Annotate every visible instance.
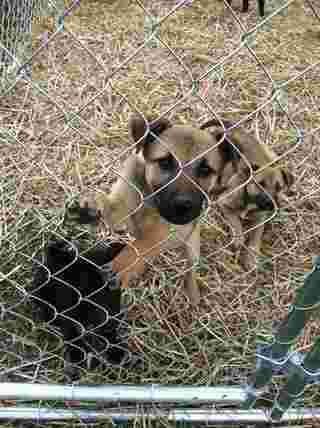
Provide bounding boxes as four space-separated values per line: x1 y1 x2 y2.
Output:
0 0 320 426
0 0 34 81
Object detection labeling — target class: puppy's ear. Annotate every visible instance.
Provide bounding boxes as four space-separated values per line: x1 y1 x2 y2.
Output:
281 169 294 189
129 114 148 144
128 113 171 153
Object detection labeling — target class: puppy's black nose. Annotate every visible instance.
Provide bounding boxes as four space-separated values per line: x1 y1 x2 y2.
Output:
255 192 274 210
173 197 193 214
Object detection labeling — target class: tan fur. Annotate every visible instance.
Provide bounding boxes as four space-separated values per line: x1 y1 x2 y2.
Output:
201 119 294 270
80 114 225 305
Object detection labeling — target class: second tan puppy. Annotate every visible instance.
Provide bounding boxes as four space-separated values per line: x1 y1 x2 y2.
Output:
200 119 294 269
78 114 225 305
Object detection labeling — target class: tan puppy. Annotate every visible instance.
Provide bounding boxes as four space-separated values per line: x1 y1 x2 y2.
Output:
200 118 294 269
77 114 225 305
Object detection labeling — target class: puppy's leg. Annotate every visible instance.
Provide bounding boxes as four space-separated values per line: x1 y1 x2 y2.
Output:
217 172 247 250
182 223 201 305
58 322 87 381
242 0 249 12
111 223 170 288
242 211 267 270
220 206 245 250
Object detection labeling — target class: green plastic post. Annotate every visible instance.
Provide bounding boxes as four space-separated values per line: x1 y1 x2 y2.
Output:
271 335 320 420
243 256 320 409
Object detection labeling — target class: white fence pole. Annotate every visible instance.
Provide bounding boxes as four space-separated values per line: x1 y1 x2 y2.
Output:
0 383 254 405
0 407 319 425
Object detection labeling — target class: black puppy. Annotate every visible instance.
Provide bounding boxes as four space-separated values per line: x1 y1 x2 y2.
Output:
31 238 132 380
226 0 265 16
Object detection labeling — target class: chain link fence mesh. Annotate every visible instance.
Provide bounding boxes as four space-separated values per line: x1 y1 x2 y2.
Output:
0 0 320 425
0 0 33 81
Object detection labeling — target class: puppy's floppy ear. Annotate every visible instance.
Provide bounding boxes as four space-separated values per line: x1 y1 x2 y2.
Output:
281 168 294 189
128 113 171 154
129 113 148 144
200 119 241 164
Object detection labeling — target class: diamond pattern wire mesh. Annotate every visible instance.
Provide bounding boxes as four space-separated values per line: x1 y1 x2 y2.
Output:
0 0 320 425
0 0 33 79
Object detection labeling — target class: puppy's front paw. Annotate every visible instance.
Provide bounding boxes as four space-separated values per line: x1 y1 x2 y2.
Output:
68 197 101 225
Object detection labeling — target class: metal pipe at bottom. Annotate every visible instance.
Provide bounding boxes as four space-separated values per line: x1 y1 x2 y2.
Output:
0 407 319 425
0 383 256 405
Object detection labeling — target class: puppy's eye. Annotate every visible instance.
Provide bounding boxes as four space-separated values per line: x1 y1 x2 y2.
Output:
158 155 175 171
197 159 214 177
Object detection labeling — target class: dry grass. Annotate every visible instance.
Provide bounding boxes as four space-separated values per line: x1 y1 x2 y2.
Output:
1 0 320 426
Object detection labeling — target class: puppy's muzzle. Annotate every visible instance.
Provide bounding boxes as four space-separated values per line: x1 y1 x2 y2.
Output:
255 192 274 211
155 190 205 225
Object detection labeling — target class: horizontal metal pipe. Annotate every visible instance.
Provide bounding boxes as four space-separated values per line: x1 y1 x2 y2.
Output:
0 383 255 405
0 406 319 425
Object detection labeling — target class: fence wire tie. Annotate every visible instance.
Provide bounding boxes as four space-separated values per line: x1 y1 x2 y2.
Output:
294 300 320 311
300 363 320 385
256 344 320 385
255 343 290 369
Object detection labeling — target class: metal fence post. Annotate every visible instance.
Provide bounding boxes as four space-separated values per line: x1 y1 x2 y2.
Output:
243 256 320 409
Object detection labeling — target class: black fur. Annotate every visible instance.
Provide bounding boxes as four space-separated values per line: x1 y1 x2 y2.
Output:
31 238 131 380
255 192 274 210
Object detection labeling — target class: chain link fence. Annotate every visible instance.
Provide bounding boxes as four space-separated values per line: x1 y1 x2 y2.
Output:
0 0 320 425
0 0 33 80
